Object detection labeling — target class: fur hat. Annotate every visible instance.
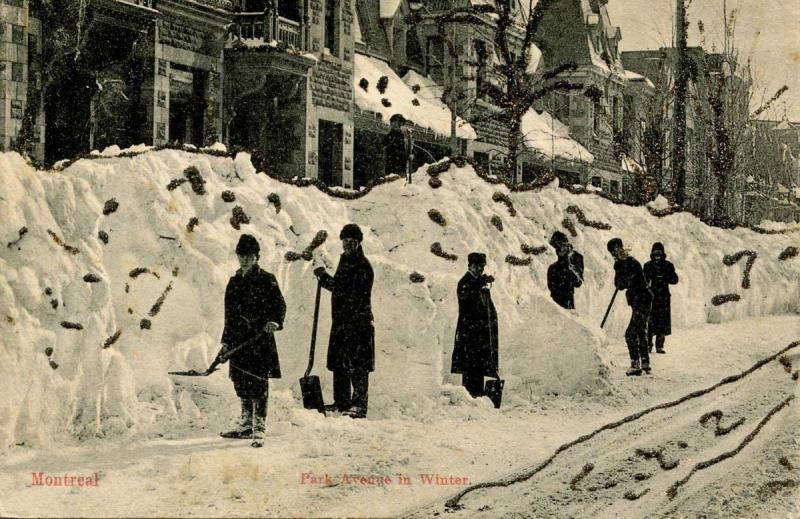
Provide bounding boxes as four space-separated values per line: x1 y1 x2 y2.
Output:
235 234 260 256
549 231 569 247
651 242 666 258
467 252 487 266
607 237 624 254
339 223 364 242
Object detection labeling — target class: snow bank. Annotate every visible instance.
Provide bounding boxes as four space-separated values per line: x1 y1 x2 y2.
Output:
2 150 799 448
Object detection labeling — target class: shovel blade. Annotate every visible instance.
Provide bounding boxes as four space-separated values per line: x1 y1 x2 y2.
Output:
168 370 207 376
484 378 504 409
299 375 325 414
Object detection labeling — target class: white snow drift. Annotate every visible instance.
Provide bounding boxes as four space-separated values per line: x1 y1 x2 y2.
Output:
1 149 799 449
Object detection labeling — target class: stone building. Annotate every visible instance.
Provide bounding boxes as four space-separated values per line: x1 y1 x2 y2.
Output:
409 0 593 184
224 0 357 186
1 0 230 163
0 0 44 160
532 0 628 198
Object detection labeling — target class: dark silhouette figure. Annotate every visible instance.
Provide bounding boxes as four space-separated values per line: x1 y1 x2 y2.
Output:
547 231 584 309
643 242 679 354
314 224 374 419
384 114 411 175
607 238 653 376
452 252 499 398
219 234 286 440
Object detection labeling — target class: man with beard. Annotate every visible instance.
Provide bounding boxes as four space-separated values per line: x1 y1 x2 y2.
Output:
217 234 286 445
451 252 499 398
607 238 653 376
547 231 584 309
314 224 375 419
643 242 679 354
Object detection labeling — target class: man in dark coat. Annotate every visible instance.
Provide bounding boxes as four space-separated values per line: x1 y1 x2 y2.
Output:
313 223 374 419
451 252 499 398
547 231 584 309
607 238 653 376
384 114 412 176
643 242 679 354
218 234 286 440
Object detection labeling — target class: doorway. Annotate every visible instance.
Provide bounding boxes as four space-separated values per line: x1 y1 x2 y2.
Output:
318 120 343 186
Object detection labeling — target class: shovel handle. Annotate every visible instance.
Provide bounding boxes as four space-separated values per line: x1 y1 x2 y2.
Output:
600 289 619 329
304 280 323 379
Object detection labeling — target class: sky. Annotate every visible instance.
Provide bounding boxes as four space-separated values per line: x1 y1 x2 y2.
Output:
606 0 800 121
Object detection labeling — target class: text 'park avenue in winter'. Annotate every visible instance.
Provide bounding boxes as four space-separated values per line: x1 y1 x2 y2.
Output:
300 473 470 486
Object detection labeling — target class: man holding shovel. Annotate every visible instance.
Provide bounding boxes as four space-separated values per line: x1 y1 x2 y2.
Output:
216 234 286 442
451 253 499 399
313 224 374 419
607 238 652 376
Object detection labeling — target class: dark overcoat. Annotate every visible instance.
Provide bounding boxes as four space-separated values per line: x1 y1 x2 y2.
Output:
452 273 499 376
221 265 286 391
318 248 375 372
614 256 653 310
547 251 584 309
383 128 408 174
643 257 679 335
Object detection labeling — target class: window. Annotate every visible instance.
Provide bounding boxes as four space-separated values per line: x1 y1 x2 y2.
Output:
591 176 602 188
12 25 24 45
158 59 167 76
474 41 489 99
612 96 620 132
610 180 620 196
592 100 602 134
324 0 338 54
11 100 23 119
12 63 23 82
553 93 569 122
157 91 166 108
426 37 445 84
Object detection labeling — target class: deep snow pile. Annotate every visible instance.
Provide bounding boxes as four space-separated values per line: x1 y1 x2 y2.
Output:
1 150 799 449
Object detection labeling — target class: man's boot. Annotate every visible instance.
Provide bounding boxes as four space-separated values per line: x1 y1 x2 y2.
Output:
221 398 253 439
251 397 267 447
641 359 651 374
655 336 666 354
626 359 642 376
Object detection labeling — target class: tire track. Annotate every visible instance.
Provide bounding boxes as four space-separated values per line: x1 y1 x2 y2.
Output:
407 342 800 518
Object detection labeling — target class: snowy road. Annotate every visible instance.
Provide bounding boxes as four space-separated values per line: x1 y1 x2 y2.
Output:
410 336 800 518
2 316 799 518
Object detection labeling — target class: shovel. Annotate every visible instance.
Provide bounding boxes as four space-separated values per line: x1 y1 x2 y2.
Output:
299 280 325 414
480 288 504 409
168 331 265 376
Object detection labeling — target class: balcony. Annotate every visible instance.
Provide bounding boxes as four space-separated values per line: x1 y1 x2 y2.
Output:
277 17 301 48
234 12 303 50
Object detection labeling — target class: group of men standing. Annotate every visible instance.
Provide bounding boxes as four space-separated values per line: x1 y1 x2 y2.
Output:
211 225 679 440
547 233 679 376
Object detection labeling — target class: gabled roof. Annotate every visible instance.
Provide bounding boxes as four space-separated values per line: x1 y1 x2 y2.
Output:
356 0 392 60
380 0 402 18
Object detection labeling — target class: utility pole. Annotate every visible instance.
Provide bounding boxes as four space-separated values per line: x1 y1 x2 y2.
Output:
671 0 688 207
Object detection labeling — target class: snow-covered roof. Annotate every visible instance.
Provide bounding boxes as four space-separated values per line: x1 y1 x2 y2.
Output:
521 108 594 163
621 155 643 173
623 70 655 89
380 0 402 18
354 54 476 139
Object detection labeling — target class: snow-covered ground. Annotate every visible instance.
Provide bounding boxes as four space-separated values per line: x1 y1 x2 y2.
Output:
1 149 799 516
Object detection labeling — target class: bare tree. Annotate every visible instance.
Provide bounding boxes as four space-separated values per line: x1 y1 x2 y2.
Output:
410 0 585 183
